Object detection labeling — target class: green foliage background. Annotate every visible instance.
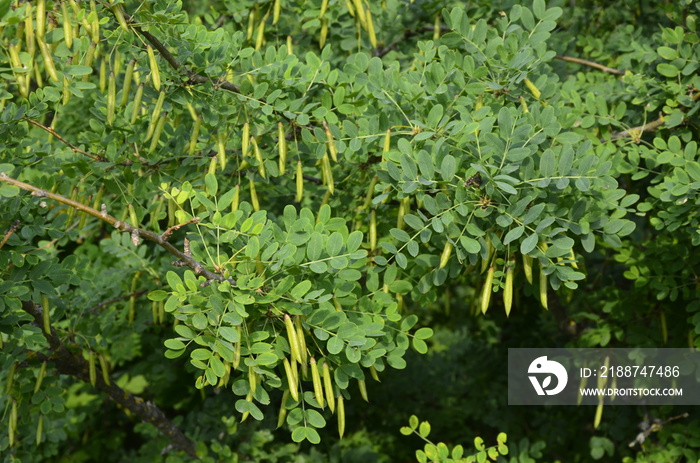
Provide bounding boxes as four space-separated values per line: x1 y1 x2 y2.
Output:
0 0 699 461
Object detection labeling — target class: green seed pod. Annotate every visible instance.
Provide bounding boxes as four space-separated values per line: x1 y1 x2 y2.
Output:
283 358 299 402
130 83 144 125
148 112 167 153
277 390 289 428
36 414 43 446
88 350 97 387
41 295 51 334
147 45 161 91
323 361 335 413
120 59 136 107
188 115 202 156
310 357 324 409
249 178 260 211
481 266 495 314
107 71 116 125
98 353 110 386
295 161 303 203
358 379 368 402
277 122 287 173
337 393 346 438
34 361 48 394
25 3 36 57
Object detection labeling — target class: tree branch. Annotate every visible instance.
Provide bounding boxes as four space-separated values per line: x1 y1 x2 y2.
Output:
555 55 626 76
26 119 111 162
0 173 231 285
605 116 665 142
21 300 198 459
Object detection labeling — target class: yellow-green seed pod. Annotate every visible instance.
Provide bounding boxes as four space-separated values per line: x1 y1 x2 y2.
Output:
284 314 301 363
217 130 227 170
433 13 441 40
345 0 356 17
323 361 335 413
96 58 106 92
294 317 307 365
249 178 260 211
277 390 289 428
130 83 144 125
319 0 329 18
38 40 59 82
594 400 603 429
522 253 533 284
290 353 299 383
337 393 345 438
287 35 293 54
233 327 242 370
128 294 136 323
481 266 495 314
251 136 265 178
247 9 256 41
310 357 324 409
98 353 111 385
524 78 541 100
36 0 46 38
89 0 100 43
322 154 334 194
366 8 377 48
295 160 304 202
36 414 43 446
439 241 452 270
34 361 47 394
60 3 72 50
361 175 378 210
358 379 368 402
323 121 338 162
660 311 667 345
25 4 36 57
188 115 202 156
62 74 71 106
149 112 167 153
146 45 161 91
9 400 17 447
481 237 493 274
41 295 51 334
539 266 548 310
120 59 135 107
88 350 96 386
370 365 380 382
283 358 299 402
242 122 250 157
145 91 166 141
369 210 377 251
519 95 529 113
352 0 367 29
248 365 257 395
255 15 267 50
569 248 579 269
396 198 406 229
382 129 391 159
504 260 514 317
319 19 328 49
273 0 281 25
208 156 217 175
151 300 158 323
113 4 130 33
128 203 138 227
230 184 240 212
278 122 287 173
106 71 116 125
240 391 253 422
82 42 97 83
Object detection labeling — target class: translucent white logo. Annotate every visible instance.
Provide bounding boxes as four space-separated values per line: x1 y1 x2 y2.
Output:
528 356 568 396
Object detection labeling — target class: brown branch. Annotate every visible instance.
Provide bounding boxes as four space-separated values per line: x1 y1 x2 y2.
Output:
26 119 110 162
555 55 626 76
161 218 200 242
1 220 20 249
0 173 231 285
21 300 198 459
605 116 666 142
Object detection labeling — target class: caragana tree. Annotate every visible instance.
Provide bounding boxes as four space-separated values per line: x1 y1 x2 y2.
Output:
0 0 699 461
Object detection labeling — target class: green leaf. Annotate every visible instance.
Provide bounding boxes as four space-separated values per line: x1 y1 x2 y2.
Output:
0 0 11 19
148 290 168 301
540 149 556 177
414 327 434 340
290 280 312 299
419 421 431 438
441 155 456 182
219 326 240 343
474 436 485 451
657 63 679 77
657 46 678 60
520 233 538 254
204 173 218 196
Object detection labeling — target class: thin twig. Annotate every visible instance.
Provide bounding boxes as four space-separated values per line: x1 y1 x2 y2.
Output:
161 218 200 242
26 119 110 162
555 55 626 76
88 289 148 314
0 173 230 285
0 220 20 249
605 116 665 142
21 300 198 459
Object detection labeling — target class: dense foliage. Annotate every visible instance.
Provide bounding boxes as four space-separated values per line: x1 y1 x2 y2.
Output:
1 0 699 461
